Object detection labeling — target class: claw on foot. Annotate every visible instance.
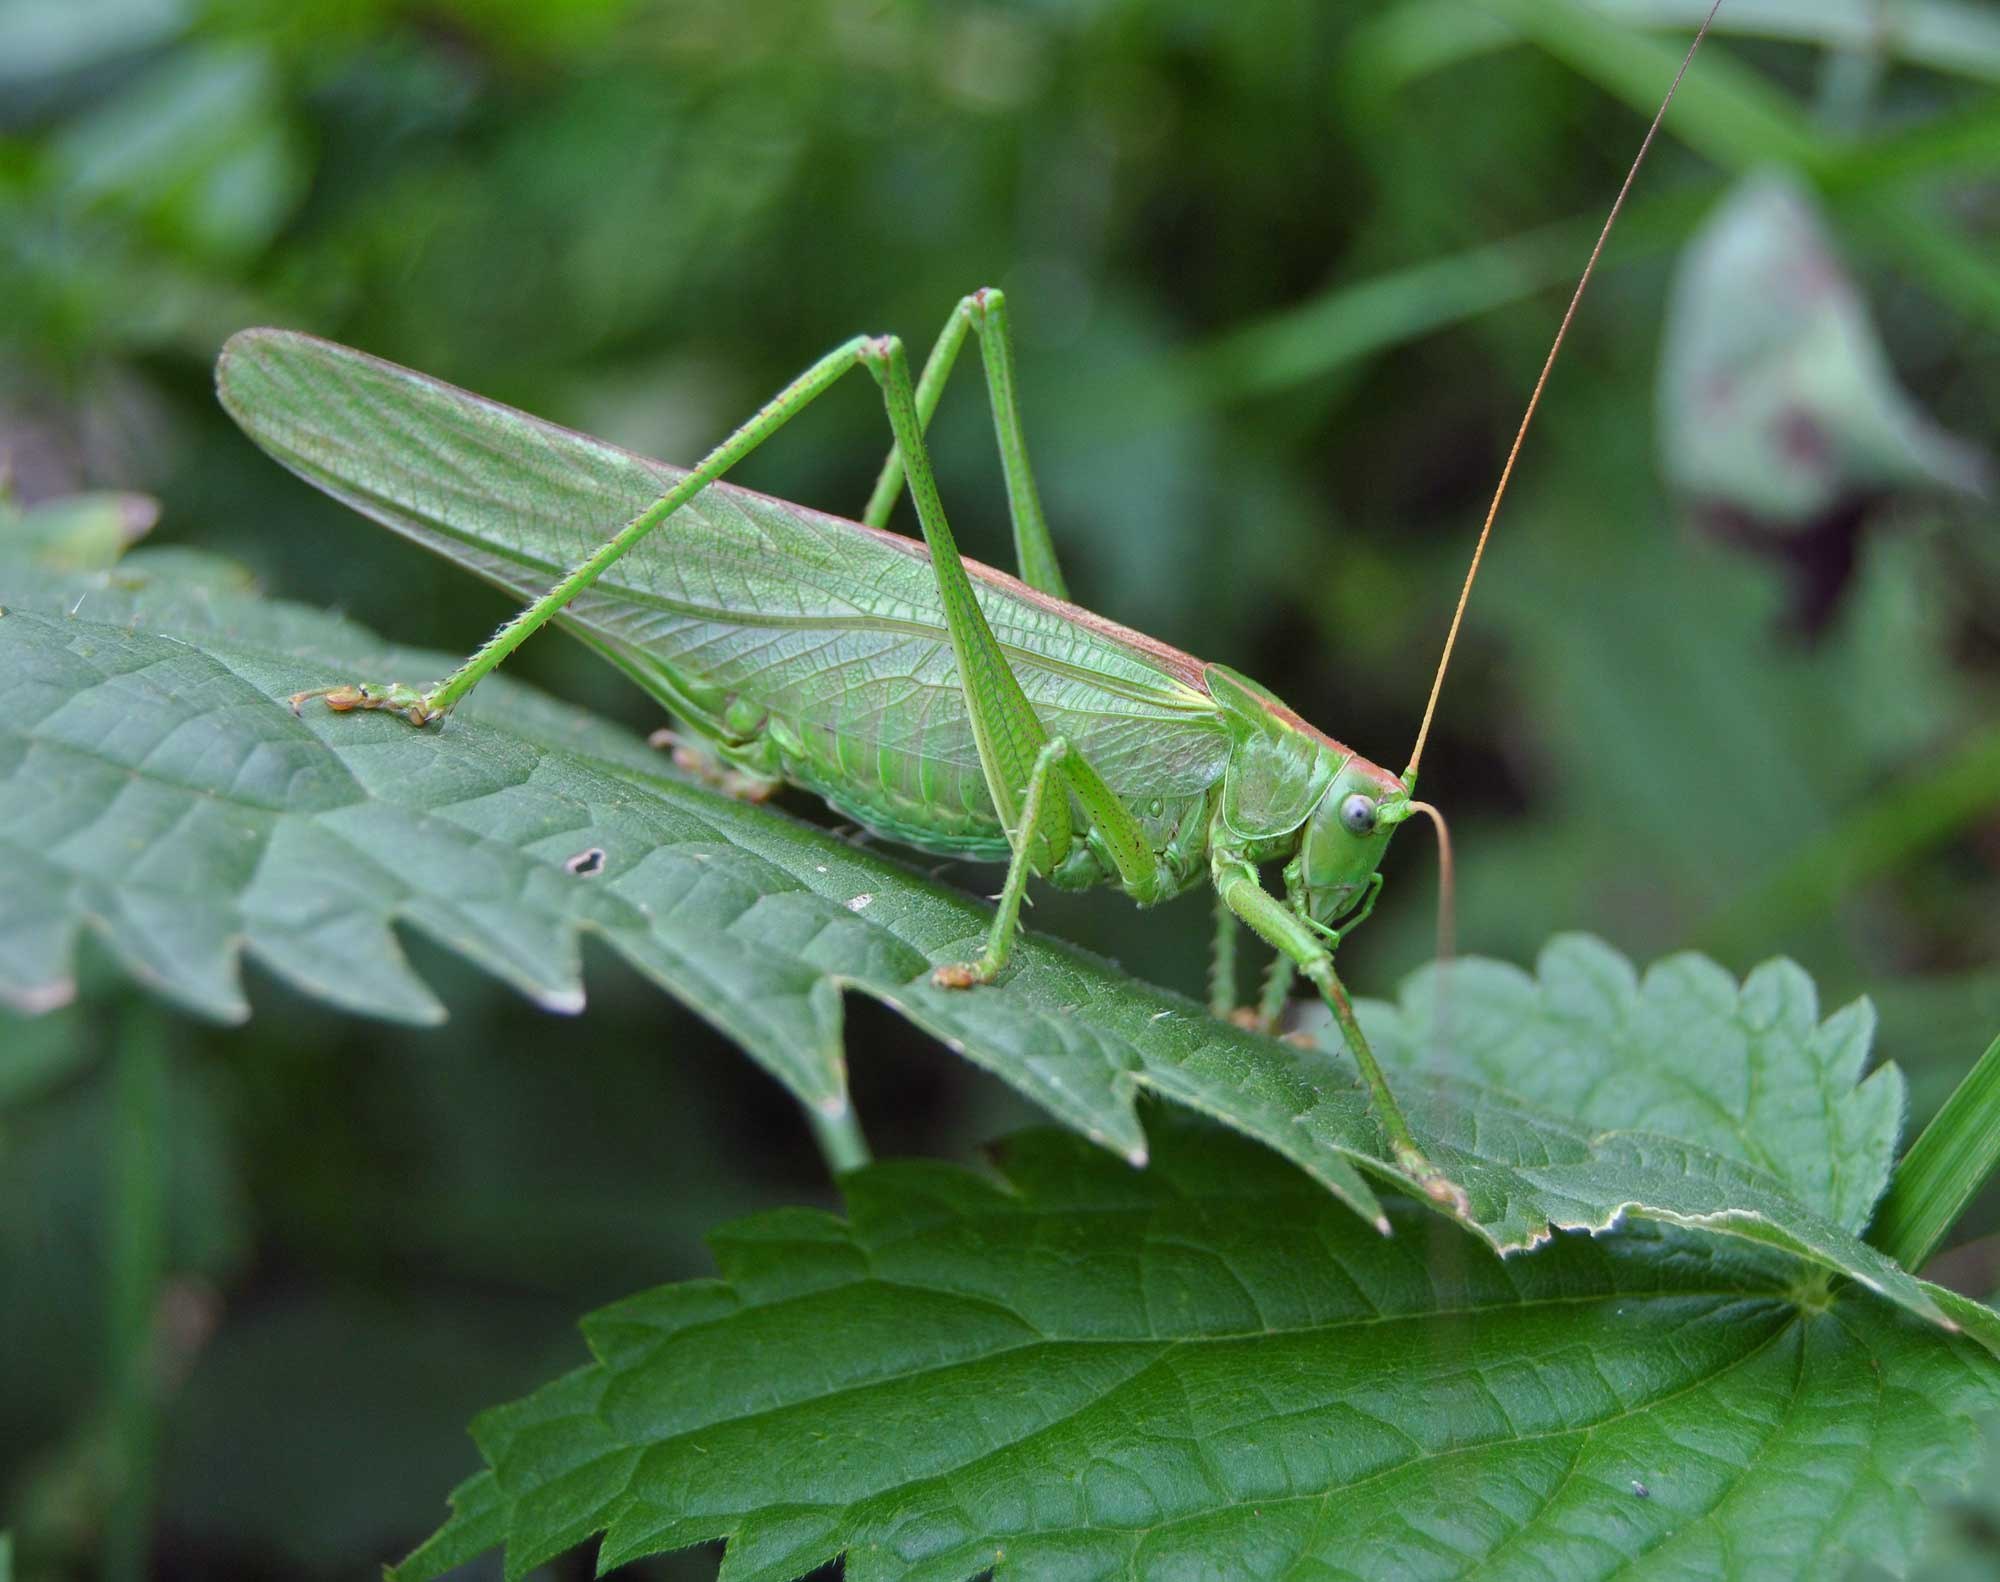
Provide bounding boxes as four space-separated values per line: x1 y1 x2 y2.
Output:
932 962 991 990
1393 1143 1472 1220
1220 1004 1311 1046
289 682 442 726
648 729 781 802
675 746 780 802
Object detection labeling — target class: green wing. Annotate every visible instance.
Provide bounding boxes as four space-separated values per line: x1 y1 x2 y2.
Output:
217 331 1228 850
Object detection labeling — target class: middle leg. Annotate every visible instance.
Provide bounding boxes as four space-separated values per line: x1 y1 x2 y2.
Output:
857 335 1175 979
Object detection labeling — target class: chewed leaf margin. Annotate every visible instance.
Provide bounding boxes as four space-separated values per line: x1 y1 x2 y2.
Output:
1349 934 1906 1233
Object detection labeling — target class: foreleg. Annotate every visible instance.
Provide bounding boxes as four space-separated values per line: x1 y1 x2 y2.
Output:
1212 847 1469 1215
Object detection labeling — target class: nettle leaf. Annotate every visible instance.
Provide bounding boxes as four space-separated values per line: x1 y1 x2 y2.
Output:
0 547 1964 1324
392 1122 2000 1582
1347 936 1907 1233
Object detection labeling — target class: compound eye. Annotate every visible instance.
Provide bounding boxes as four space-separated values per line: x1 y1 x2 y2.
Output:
1338 793 1378 836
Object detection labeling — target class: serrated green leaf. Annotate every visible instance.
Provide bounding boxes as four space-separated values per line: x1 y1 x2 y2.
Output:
390 1122 2000 1582
0 549 1968 1326
1348 935 1907 1233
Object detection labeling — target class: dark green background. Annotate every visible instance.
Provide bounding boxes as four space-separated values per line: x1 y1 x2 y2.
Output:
2 0 1996 1575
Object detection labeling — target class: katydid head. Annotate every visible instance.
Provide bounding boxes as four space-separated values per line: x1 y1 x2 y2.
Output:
1204 663 1415 928
1295 757 1408 927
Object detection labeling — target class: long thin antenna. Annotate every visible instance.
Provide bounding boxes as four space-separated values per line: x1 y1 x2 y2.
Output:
1405 0 1725 778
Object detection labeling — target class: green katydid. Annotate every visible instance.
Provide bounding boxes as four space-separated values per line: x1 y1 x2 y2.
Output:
216 8 1722 1215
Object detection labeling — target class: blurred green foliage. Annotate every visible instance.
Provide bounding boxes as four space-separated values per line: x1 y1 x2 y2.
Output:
1 0 1996 1576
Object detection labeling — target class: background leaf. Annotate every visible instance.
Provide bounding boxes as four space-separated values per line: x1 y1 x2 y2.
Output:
1659 171 1990 524
392 1121 2000 1582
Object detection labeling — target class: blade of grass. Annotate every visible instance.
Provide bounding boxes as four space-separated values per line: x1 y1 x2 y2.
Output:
1872 1034 2000 1271
1599 0 2000 81
1480 0 1823 169
1852 189 2000 333
1097 186 1718 428
1825 99 2000 194
1115 44 1997 423
1183 221 1590 403
1699 723 2000 962
1493 0 2000 328
1357 0 2000 88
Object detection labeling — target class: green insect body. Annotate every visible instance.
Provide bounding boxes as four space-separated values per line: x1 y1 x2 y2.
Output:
220 320 1434 1216
224 324 1407 916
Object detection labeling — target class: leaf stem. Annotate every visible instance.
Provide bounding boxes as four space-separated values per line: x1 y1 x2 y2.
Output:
807 1101 871 1177
1870 1032 2000 1273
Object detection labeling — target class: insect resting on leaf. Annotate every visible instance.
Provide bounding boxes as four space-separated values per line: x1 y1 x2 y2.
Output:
216 4 1724 1224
